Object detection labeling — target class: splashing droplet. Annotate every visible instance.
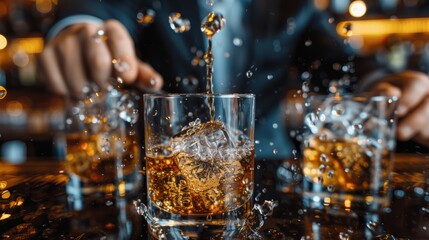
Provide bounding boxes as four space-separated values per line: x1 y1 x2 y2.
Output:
342 22 353 37
201 12 225 39
0 86 6 99
137 8 156 26
169 12 191 33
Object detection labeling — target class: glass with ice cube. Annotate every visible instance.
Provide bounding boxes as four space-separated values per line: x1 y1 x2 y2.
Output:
143 93 255 239
302 94 397 214
64 88 142 210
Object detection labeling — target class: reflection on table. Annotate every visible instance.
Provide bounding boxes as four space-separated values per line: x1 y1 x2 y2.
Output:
0 154 428 239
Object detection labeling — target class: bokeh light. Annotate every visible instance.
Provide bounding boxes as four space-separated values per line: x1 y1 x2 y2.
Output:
0 34 7 50
349 0 367 18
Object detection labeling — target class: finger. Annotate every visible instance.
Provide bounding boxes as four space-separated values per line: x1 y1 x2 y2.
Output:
55 34 88 98
393 73 429 117
79 25 113 90
396 97 429 141
39 46 68 95
369 82 402 98
135 60 163 91
103 20 138 84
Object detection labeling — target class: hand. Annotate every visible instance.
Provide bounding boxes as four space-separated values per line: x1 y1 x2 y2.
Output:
38 19 163 98
369 70 429 146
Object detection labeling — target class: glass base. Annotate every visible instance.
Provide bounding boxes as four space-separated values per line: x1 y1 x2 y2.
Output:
146 200 251 240
302 178 390 215
66 167 142 211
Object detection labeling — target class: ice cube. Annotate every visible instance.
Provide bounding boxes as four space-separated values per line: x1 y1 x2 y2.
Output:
170 120 248 195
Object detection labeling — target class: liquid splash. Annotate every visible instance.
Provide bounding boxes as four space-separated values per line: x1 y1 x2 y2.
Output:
133 199 278 239
168 12 191 33
137 8 156 26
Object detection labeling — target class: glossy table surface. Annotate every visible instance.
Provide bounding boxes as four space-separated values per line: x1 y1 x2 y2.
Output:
0 154 428 239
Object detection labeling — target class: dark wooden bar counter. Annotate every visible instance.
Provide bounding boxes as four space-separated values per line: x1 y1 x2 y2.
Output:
0 154 428 239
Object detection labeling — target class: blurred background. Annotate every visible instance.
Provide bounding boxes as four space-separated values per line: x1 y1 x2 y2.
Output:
0 0 429 162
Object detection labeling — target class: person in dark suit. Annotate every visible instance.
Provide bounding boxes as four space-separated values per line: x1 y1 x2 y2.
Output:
39 0 429 159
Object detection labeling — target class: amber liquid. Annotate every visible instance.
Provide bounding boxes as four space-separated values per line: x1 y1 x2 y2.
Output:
146 145 254 216
66 133 139 184
303 136 391 192
201 12 225 120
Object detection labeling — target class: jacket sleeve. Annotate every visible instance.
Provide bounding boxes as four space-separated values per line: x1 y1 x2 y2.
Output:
54 0 146 41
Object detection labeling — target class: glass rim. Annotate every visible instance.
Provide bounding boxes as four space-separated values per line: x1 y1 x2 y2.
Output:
307 93 398 102
143 93 255 99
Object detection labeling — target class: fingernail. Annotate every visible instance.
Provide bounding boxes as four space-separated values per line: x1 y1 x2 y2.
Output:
399 125 413 140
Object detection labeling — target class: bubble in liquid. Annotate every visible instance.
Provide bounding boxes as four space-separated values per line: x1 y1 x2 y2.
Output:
327 184 335 192
246 70 253 78
233 37 243 46
169 12 191 33
206 0 214 6
318 164 326 173
201 12 225 38
304 39 312 46
328 17 335 24
0 86 7 99
267 74 273 80
273 149 278 155
327 170 335 178
137 8 156 26
317 176 324 184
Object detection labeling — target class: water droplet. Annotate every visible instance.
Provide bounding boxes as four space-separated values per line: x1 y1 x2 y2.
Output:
327 170 335 178
342 22 353 37
233 37 243 46
112 58 130 73
201 12 225 38
246 70 253 78
129 130 136 136
137 8 156 26
332 103 345 116
273 149 278 155
0 86 7 99
304 39 312 46
92 29 107 43
302 82 310 93
105 200 113 206
328 17 335 24
169 12 191 33
301 71 311 80
327 185 335 192
272 123 278 129
267 74 273 80
206 0 214 6
339 232 350 240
